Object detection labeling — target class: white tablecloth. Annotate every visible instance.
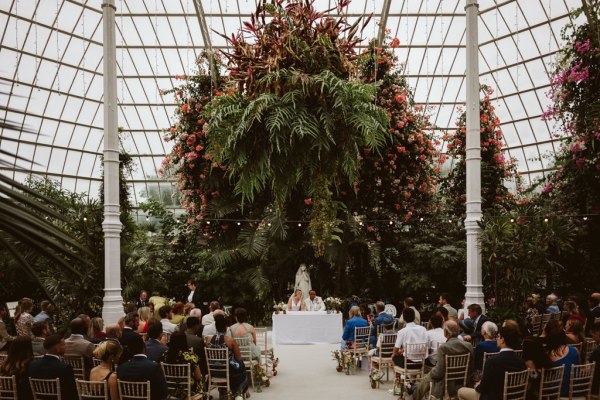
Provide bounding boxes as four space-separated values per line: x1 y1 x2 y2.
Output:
272 311 343 345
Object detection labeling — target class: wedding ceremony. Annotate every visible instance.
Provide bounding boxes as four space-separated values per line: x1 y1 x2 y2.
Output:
1 0 599 399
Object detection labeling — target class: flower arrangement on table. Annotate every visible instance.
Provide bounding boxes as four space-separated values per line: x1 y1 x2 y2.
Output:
369 368 384 389
252 364 270 392
273 302 287 314
324 297 342 313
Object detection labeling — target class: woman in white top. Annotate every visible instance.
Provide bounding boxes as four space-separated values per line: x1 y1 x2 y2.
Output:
287 289 306 311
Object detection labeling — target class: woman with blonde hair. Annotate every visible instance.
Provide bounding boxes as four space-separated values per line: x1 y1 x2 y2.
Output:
90 317 106 339
137 306 152 334
14 297 34 338
287 289 306 311
341 305 368 349
90 340 122 400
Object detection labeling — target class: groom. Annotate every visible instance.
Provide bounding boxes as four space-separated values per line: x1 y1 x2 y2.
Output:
304 290 326 311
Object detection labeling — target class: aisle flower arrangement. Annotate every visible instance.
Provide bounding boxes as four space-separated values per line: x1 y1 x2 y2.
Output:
369 368 384 389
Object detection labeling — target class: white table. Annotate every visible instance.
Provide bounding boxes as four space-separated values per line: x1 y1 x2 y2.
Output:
272 311 343 345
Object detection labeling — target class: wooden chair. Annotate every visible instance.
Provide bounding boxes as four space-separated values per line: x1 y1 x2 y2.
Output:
30 377 61 400
63 355 86 380
0 375 17 400
160 362 191 399
393 342 428 394
514 349 523 358
594 317 600 325
369 333 396 381
538 365 565 400
530 314 542 336
205 347 231 397
434 353 471 399
254 327 273 375
117 380 150 400
92 357 102 368
584 338 598 364
564 362 595 399
421 321 429 328
503 369 529 400
348 326 371 364
235 336 258 389
550 313 562 321
162 332 171 343
569 342 583 356
481 351 500 375
541 313 552 329
76 379 109 400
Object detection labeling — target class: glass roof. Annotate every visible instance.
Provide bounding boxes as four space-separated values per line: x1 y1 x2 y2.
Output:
0 0 584 213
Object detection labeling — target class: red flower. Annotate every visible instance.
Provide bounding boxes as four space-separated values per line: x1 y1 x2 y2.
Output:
181 104 189 112
304 198 312 205
390 38 400 48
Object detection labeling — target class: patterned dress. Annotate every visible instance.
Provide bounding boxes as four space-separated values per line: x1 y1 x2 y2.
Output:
16 312 33 338
161 350 204 397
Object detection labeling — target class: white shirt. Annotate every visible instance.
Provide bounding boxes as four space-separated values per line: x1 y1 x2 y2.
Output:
160 318 178 334
426 328 446 355
304 297 325 311
202 323 217 338
187 291 194 303
201 313 215 326
395 322 429 362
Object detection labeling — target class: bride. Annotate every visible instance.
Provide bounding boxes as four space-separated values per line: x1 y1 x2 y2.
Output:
287 289 306 311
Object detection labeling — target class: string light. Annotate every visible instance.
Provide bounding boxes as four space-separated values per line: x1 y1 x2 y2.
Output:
583 217 588 221
237 221 241 226
544 218 549 223
83 217 87 221
206 220 211 225
510 218 515 223
389 221 393 225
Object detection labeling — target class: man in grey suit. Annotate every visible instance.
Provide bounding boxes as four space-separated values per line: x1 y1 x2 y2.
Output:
65 317 95 379
414 320 473 400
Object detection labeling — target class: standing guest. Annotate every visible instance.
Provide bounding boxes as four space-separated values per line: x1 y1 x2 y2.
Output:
149 291 168 320
392 307 428 367
120 312 141 363
341 305 368 350
33 300 55 333
137 306 153 334
15 297 34 338
546 294 560 314
145 322 167 363
169 302 186 325
370 302 394 347
65 318 95 379
116 335 168 400
588 322 600 396
398 297 421 326
90 317 107 340
28 334 78 399
458 326 526 400
161 331 204 398
0 302 15 351
186 279 202 308
304 290 326 311
426 315 447 366
0 336 34 399
474 321 500 372
461 304 489 344
31 321 50 356
202 301 220 326
287 289 306 311
545 320 579 396
90 340 122 400
439 293 459 320
136 290 148 309
159 306 178 334
565 319 584 344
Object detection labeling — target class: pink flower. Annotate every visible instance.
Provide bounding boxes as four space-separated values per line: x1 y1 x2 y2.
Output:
574 39 590 55
304 198 312 205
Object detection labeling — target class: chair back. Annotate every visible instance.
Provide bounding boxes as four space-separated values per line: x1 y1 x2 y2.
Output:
421 321 429 328
550 313 561 321
403 342 428 368
352 326 371 357
569 342 583 356
160 362 191 399
514 349 523 358
541 313 552 328
482 351 500 374
538 365 565 400
379 333 397 359
568 362 595 398
76 379 109 400
530 314 542 336
254 327 268 352
234 336 253 363
29 377 61 400
117 380 150 400
63 355 86 380
92 358 102 368
0 375 17 400
503 370 529 400
205 347 230 394
444 353 471 395
162 332 171 343
584 338 597 364
595 317 600 325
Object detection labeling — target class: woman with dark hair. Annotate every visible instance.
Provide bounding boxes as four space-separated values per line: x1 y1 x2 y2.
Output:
90 340 122 400
0 336 34 399
229 308 261 362
545 321 579 396
565 319 585 344
161 331 204 398
14 298 34 338
0 303 15 351
208 314 248 400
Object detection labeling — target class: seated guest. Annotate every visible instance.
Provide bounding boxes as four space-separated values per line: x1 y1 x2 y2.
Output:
120 312 141 364
90 317 106 341
287 289 306 311
398 297 421 326
229 308 261 363
590 296 600 320
65 317 95 379
523 298 540 320
546 294 560 314
185 317 207 374
414 321 473 400
474 321 500 372
439 293 459 320
159 305 178 334
370 302 394 347
461 304 488 344
588 322 600 396
169 302 186 325
368 318 396 357
117 335 168 400
181 308 202 333
426 315 447 366
28 334 78 399
565 319 584 344
202 301 220 326
562 300 585 325
304 290 326 311
203 309 226 338
545 320 578 396
15 297 34 338
90 340 122 400
392 307 428 367
341 305 368 350
31 321 50 356
149 291 168 320
0 302 15 351
137 306 152 334
435 306 449 322
77 314 94 342
162 331 204 398
104 323 122 342
145 322 167 363
0 336 34 399
458 325 526 400
33 300 55 333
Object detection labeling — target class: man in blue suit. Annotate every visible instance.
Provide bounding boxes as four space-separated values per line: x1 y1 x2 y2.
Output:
145 321 167 362
457 325 526 400
117 334 168 400
27 334 78 399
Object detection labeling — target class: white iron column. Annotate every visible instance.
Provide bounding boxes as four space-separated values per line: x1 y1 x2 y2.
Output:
464 0 485 311
101 0 123 325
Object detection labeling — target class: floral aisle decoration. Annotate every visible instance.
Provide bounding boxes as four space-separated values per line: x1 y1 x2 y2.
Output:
440 84 521 216
332 350 344 372
369 368 384 389
252 364 270 392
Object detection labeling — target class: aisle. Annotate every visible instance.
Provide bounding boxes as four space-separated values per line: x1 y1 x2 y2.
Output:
250 344 395 400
